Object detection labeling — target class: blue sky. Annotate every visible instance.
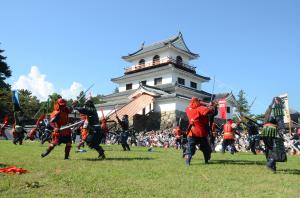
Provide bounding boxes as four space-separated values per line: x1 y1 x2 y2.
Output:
1 0 299 114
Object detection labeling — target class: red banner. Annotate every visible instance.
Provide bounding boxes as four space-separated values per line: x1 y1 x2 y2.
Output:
0 166 28 174
218 99 227 119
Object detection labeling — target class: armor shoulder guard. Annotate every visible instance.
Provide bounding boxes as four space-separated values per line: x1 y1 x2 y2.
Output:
50 110 60 123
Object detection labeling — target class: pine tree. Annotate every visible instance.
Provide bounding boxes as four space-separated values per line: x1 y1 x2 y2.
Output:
77 91 86 106
236 90 250 115
0 48 12 89
114 87 119 93
0 47 13 121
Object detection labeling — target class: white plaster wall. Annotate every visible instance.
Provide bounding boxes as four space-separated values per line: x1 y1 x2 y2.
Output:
172 72 202 91
167 49 190 64
97 109 113 118
176 99 189 112
138 74 172 86
162 74 172 84
137 102 153 115
118 73 172 92
130 50 170 66
118 79 142 92
154 98 188 113
154 102 176 112
119 84 126 92
128 48 190 66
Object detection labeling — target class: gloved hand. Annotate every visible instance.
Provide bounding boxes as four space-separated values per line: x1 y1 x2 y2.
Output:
52 128 60 138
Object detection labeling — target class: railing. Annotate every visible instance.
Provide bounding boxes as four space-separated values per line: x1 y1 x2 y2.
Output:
124 56 196 73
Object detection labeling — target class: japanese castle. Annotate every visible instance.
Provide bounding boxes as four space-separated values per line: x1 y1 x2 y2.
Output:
97 32 235 130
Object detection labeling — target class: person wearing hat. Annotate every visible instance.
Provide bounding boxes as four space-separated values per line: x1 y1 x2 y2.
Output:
0 116 9 140
116 114 130 151
260 117 287 173
221 119 237 154
12 124 27 145
12 112 27 145
41 98 73 160
184 97 216 165
74 99 106 159
246 121 260 155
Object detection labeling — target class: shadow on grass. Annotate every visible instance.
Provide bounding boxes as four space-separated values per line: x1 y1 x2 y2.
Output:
208 159 266 166
277 169 300 175
82 157 154 161
105 149 161 153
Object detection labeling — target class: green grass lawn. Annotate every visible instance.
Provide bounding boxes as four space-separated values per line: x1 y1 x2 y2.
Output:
0 140 299 198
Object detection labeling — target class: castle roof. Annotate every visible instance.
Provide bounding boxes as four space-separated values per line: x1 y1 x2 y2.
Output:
122 32 199 60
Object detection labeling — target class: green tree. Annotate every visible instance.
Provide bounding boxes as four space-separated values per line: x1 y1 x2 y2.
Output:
114 87 119 93
18 89 40 123
0 48 12 89
0 88 13 122
76 91 86 106
0 47 13 122
90 94 106 104
236 90 250 115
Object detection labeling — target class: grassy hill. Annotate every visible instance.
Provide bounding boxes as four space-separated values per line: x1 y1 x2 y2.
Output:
0 140 299 197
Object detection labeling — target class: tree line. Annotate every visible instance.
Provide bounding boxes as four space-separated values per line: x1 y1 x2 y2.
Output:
0 46 105 125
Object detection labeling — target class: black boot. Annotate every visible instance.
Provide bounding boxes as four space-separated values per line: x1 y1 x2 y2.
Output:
185 155 191 166
41 146 54 158
64 145 71 160
266 158 276 173
96 146 105 159
41 150 51 158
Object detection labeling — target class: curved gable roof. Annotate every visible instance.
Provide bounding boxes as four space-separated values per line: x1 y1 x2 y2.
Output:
122 32 199 60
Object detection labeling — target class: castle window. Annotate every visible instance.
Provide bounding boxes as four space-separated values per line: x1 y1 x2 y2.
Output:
126 83 132 90
141 80 147 85
154 77 162 85
153 55 160 65
227 107 231 113
190 81 197 89
176 56 183 65
142 108 146 115
138 59 145 67
178 77 185 85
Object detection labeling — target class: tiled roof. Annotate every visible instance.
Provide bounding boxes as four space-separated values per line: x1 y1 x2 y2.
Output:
107 94 154 121
112 63 210 82
176 84 212 97
122 32 199 60
97 83 213 111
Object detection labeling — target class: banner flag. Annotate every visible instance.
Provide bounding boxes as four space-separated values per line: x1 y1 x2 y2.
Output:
218 98 227 119
11 90 21 112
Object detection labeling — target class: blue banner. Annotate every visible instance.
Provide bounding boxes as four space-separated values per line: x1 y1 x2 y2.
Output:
12 90 21 111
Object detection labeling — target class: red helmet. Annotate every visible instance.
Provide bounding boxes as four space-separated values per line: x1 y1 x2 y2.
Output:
57 98 66 106
189 97 200 109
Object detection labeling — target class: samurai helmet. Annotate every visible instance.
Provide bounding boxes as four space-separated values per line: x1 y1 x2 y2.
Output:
57 98 66 106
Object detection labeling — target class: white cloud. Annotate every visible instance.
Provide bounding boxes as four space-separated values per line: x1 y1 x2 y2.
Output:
61 82 84 100
13 66 85 101
12 66 55 101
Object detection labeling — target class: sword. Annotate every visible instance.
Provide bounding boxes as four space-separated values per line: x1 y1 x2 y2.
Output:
77 84 94 102
59 120 84 131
